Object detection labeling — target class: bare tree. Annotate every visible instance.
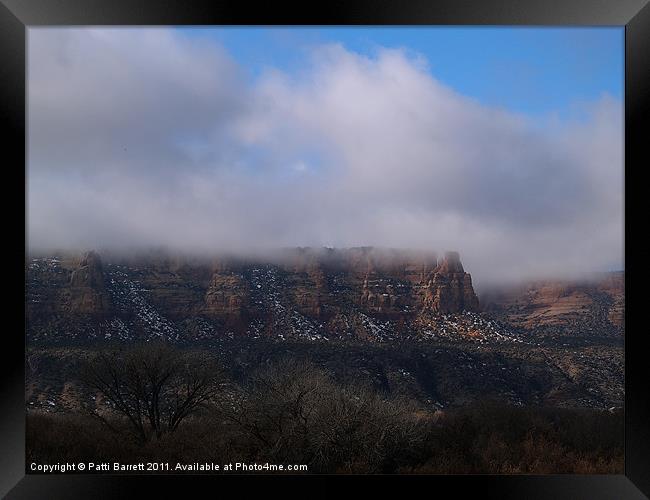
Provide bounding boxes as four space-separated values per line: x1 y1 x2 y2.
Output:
217 358 329 460
216 357 426 472
80 342 220 442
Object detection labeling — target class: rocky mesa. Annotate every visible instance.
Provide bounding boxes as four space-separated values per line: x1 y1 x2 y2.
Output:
26 248 623 344
26 248 482 342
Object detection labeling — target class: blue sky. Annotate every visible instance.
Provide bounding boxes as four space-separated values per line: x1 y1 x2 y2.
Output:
178 27 623 118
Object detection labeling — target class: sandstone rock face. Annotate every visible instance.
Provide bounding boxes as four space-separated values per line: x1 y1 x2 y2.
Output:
361 276 400 312
118 247 479 321
204 270 248 318
482 271 624 334
422 252 479 314
27 248 624 345
69 251 112 316
278 247 479 316
292 266 327 317
27 248 481 341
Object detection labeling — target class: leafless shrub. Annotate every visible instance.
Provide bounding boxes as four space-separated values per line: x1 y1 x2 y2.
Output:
216 358 426 472
80 342 221 442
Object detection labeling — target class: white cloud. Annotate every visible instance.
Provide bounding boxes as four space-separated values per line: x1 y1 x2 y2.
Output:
27 29 624 289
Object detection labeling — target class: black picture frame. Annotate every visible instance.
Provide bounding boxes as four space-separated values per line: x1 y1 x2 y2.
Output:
2 0 648 497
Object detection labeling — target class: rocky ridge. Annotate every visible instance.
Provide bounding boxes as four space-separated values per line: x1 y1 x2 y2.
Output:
26 248 623 345
27 248 488 344
25 249 625 412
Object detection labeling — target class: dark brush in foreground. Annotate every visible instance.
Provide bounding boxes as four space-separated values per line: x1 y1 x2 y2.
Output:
26 352 623 474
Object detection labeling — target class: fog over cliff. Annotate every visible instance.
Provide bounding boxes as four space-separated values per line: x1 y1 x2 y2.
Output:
27 28 624 289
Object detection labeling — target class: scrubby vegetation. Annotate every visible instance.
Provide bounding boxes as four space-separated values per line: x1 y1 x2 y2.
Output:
26 345 623 474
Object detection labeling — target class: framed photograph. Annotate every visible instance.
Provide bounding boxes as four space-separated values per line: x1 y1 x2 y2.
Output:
2 0 648 497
